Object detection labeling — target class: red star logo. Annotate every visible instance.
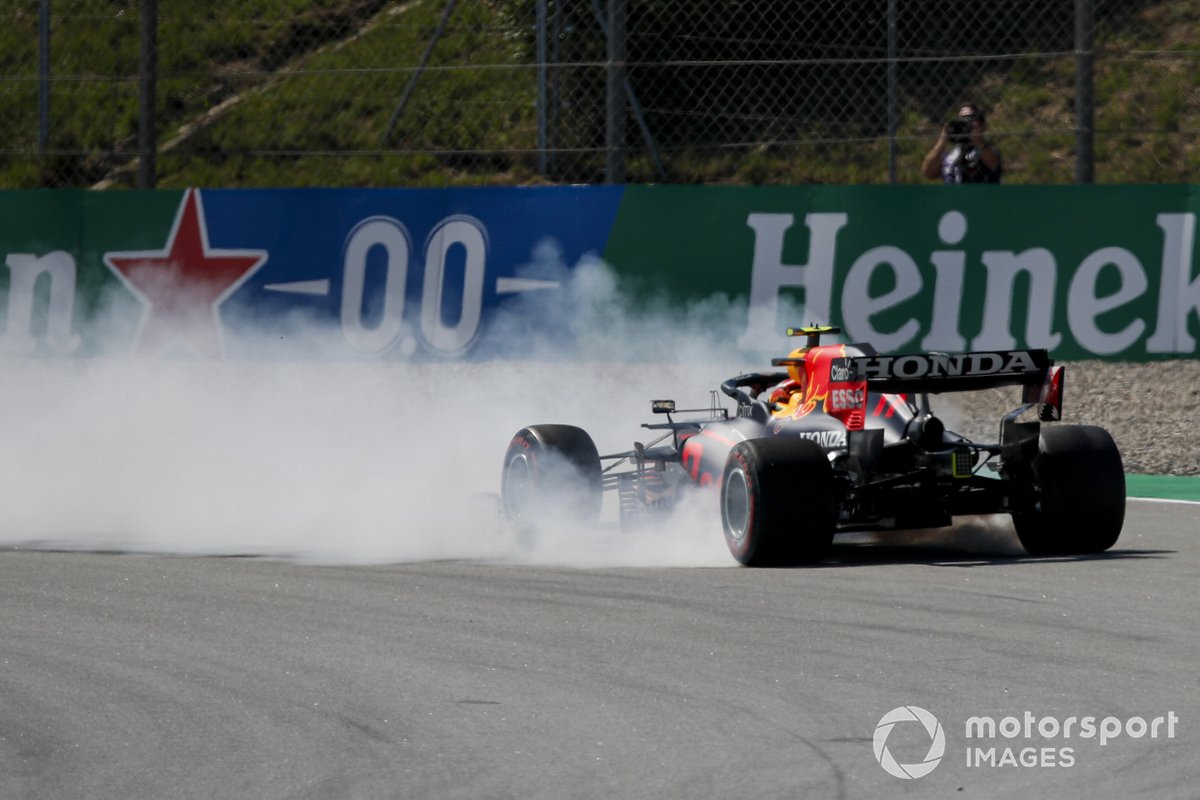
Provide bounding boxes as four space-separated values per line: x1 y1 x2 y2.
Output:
104 189 267 357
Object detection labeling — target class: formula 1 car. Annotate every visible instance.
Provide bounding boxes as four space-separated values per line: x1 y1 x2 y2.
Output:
500 326 1125 566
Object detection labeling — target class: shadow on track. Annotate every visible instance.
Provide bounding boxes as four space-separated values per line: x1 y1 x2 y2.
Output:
816 543 1174 569
782 514 1173 569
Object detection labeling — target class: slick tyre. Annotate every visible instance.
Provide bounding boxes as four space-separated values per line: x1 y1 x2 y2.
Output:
1012 424 1125 556
721 438 836 566
501 425 603 531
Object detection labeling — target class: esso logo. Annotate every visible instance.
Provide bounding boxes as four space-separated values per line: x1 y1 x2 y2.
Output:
828 387 865 411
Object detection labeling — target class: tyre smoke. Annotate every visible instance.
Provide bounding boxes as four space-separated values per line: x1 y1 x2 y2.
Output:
0 253 748 568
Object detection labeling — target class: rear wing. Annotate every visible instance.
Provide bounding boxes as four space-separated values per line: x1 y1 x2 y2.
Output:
829 349 1063 420
830 349 1049 393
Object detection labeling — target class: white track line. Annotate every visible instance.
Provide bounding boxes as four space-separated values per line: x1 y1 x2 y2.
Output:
1128 496 1200 506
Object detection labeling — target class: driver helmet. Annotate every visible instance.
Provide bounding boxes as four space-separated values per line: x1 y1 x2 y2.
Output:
768 347 809 408
784 346 809 385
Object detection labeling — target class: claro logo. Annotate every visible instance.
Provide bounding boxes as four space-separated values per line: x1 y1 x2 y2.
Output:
873 706 946 780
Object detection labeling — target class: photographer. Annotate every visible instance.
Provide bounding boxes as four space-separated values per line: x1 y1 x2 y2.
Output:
921 103 1003 184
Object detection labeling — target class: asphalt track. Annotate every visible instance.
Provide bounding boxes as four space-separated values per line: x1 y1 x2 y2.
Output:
0 499 1196 799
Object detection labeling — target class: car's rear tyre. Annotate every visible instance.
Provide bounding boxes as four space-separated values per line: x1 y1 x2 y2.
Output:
501 425 602 530
721 438 836 566
1011 424 1125 556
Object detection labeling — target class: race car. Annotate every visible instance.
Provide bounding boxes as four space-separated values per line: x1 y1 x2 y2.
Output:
500 326 1126 566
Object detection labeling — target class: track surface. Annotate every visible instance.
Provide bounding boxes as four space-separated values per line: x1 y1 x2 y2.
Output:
1 500 1196 799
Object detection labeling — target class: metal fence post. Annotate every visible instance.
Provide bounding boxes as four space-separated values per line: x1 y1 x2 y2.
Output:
605 0 626 184
886 0 897 184
537 0 548 175
138 0 158 189
1075 0 1094 184
38 0 51 155
550 1 562 176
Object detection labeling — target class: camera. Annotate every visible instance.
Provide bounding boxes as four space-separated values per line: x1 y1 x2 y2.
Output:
946 115 976 145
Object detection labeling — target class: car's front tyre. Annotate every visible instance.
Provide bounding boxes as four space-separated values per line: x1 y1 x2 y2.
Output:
501 425 603 531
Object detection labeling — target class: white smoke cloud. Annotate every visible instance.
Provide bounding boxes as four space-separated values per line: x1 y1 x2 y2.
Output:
0 252 746 566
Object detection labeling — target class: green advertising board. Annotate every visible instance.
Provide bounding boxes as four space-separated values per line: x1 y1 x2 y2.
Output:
605 185 1200 361
1 186 1198 361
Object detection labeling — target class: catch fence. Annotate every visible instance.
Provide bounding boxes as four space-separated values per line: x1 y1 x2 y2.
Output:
1 0 1195 187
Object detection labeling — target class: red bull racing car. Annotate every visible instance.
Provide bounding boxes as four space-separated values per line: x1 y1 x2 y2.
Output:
500 326 1126 566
